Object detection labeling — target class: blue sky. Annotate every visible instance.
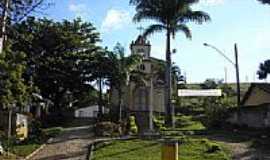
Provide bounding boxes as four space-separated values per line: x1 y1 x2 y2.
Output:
43 0 270 83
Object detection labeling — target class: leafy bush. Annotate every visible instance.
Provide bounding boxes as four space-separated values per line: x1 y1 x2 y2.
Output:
26 120 44 143
128 116 138 134
153 116 166 131
200 139 222 153
202 97 231 128
94 122 121 137
43 127 64 138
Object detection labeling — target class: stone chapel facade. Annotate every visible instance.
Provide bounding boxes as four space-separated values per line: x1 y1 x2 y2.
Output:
110 35 167 132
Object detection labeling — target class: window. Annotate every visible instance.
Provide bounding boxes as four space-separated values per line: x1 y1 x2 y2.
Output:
140 64 145 70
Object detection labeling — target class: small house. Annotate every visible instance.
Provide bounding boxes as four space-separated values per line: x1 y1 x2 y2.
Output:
74 105 109 118
227 83 270 128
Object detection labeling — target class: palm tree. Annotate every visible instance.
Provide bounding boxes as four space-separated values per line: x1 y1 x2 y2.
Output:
130 0 210 127
108 43 142 122
258 0 270 4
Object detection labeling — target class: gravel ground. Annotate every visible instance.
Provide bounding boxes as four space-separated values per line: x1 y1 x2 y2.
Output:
207 134 270 160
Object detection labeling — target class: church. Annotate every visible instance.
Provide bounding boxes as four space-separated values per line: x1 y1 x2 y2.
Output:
110 35 172 133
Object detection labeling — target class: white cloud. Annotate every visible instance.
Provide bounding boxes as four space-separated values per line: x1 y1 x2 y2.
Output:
254 28 270 49
200 0 225 6
101 9 131 32
68 3 89 20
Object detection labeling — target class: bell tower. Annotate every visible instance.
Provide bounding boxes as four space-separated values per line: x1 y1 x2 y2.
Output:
130 35 151 59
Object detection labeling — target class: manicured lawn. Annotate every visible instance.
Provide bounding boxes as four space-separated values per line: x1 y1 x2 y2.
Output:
0 154 17 160
93 138 231 160
175 115 206 131
9 143 41 157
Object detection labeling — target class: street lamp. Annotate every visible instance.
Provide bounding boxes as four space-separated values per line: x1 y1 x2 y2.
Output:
203 43 241 107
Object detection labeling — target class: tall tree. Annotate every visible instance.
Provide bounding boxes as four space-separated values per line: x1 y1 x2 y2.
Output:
0 0 49 22
0 44 30 139
0 0 49 52
0 45 30 110
108 43 142 121
9 17 102 114
130 0 210 127
257 59 270 79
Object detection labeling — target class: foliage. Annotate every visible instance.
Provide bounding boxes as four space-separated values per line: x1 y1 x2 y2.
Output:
174 115 205 131
9 17 102 113
258 0 270 5
0 0 49 22
107 43 142 120
257 59 270 79
200 78 223 89
94 122 121 137
42 127 64 138
0 46 30 109
128 116 138 134
153 116 166 131
202 97 231 128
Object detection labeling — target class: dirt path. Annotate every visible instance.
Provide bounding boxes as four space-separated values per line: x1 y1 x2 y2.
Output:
206 134 270 160
30 126 94 160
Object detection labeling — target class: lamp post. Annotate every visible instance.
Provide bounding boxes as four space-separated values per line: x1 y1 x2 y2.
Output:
203 43 241 107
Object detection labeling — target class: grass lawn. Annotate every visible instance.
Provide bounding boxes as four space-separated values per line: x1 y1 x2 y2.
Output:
0 127 64 159
175 115 206 131
0 153 17 160
9 143 41 157
93 138 231 160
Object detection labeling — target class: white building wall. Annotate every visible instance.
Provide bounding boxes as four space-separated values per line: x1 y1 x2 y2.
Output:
75 105 109 118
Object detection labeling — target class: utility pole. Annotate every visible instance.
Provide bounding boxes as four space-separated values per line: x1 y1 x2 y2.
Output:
234 43 241 107
224 67 227 84
0 0 9 53
204 43 241 107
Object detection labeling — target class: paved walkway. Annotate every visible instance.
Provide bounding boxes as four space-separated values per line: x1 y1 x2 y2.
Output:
30 126 94 160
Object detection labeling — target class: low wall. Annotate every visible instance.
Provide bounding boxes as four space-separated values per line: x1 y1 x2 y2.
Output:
227 104 270 128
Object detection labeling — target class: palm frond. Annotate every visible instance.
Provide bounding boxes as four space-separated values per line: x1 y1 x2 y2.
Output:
258 0 270 4
143 24 166 38
173 24 191 39
133 11 164 24
179 11 211 24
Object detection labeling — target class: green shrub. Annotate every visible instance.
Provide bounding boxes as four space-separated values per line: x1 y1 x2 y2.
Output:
129 116 138 134
28 120 45 143
202 97 231 128
94 122 121 137
203 140 222 153
153 116 165 131
43 127 64 138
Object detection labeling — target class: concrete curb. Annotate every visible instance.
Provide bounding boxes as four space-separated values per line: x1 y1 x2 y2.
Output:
24 138 53 160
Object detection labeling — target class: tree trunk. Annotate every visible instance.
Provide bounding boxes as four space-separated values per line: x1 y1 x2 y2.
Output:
98 77 103 119
165 29 173 127
118 88 122 122
0 0 9 53
7 107 12 156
